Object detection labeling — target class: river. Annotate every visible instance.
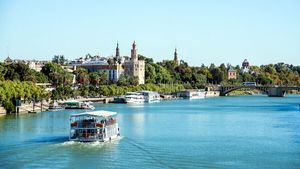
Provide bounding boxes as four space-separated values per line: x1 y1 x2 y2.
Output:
0 95 300 169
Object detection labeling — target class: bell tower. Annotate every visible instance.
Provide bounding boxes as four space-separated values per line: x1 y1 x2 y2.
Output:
115 42 120 59
131 41 138 61
174 48 179 66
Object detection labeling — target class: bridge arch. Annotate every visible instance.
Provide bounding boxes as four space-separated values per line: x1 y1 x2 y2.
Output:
220 86 268 96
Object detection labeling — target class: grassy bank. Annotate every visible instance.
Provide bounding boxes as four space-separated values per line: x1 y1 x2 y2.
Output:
227 89 261 96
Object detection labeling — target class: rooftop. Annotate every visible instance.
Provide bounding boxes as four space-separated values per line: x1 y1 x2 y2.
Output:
228 66 236 72
71 110 117 117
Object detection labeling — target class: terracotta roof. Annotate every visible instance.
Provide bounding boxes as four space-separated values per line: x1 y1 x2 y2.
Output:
71 110 117 117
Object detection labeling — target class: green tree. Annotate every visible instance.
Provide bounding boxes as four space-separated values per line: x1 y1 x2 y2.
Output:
52 55 68 65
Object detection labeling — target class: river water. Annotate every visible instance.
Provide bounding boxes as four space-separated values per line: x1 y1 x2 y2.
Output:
0 95 300 169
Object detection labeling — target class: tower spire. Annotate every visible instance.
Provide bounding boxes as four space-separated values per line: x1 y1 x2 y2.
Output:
131 41 137 61
174 48 179 66
116 42 120 58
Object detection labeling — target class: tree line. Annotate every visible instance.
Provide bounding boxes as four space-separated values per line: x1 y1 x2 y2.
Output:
138 55 300 88
1 55 300 112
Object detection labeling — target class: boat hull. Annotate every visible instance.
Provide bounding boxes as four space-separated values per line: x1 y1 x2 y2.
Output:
70 135 120 142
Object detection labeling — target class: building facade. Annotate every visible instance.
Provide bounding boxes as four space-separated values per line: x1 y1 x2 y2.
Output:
73 61 123 82
124 41 145 84
228 66 237 79
72 41 145 84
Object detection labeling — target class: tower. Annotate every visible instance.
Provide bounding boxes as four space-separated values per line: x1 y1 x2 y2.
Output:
131 41 138 61
174 48 179 66
124 41 145 84
115 43 120 58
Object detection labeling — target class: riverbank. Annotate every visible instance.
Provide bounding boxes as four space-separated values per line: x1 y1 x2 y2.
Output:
1 89 221 115
1 95 300 168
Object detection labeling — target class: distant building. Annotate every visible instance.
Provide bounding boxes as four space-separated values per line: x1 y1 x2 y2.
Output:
72 41 145 84
4 56 13 65
124 41 145 84
242 59 250 73
72 44 124 82
74 62 123 82
228 66 237 79
3 56 49 72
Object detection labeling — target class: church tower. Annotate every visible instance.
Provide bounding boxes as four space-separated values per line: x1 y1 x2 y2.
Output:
174 48 179 66
124 41 145 84
115 43 120 58
131 41 138 61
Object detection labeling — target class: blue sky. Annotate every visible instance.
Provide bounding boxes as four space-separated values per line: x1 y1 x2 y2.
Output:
0 0 299 66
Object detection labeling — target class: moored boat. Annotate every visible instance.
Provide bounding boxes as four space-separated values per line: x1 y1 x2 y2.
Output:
188 90 205 99
49 101 64 111
124 92 145 104
63 100 95 110
69 110 120 142
177 89 205 99
139 90 161 102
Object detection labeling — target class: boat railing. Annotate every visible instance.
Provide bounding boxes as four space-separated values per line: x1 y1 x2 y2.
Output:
71 120 117 128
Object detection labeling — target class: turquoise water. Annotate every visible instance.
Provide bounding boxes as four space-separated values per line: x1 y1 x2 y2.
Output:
1 95 300 169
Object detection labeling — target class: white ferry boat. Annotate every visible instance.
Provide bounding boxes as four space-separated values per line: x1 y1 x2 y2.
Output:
187 90 205 99
178 89 205 99
139 91 161 103
69 111 120 142
63 100 95 110
124 92 145 104
49 101 64 111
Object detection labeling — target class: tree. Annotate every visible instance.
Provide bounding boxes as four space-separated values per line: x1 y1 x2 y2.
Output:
74 68 90 86
145 63 157 83
210 67 224 84
256 74 273 85
0 63 7 81
242 73 254 82
89 72 100 86
52 55 67 65
138 54 153 64
117 75 139 86
0 81 45 113
41 62 73 86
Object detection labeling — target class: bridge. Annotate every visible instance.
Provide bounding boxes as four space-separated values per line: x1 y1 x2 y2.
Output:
219 85 300 97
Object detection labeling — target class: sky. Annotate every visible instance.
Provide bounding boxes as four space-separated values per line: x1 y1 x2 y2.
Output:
0 0 299 66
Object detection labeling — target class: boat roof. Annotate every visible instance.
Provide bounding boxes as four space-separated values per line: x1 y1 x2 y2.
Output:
70 110 117 117
125 92 141 95
64 100 81 103
139 90 158 93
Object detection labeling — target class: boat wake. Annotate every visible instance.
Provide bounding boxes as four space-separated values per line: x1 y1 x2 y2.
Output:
53 136 124 149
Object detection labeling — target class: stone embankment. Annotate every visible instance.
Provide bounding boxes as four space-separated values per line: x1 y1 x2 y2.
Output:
17 101 50 114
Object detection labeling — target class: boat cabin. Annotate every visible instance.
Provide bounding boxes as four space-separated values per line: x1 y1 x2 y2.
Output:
69 111 119 142
64 100 95 110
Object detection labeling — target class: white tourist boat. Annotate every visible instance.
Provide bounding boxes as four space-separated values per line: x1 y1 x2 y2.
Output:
49 101 64 111
139 90 161 103
178 89 205 99
63 100 95 110
124 92 145 104
187 90 205 99
69 110 120 142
